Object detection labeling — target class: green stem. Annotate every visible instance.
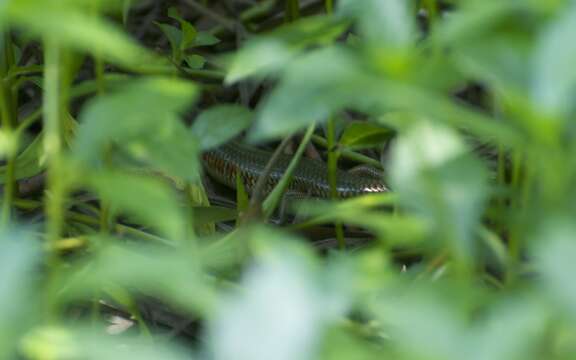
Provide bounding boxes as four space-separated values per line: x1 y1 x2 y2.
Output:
41 37 67 322
43 38 65 248
325 0 333 14
92 3 112 235
506 150 524 284
0 32 18 226
326 118 346 249
209 0 275 36
311 134 383 169
421 0 438 28
286 0 300 22
262 123 316 219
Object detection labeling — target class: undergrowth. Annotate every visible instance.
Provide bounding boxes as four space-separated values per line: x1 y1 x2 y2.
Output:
1 0 576 359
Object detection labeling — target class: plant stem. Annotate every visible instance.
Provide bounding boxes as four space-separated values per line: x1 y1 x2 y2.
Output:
40 36 70 323
325 0 333 14
286 0 300 22
241 135 294 223
91 3 112 235
43 38 66 262
421 0 438 28
262 123 316 219
326 118 346 249
311 135 383 169
324 0 344 247
0 32 18 226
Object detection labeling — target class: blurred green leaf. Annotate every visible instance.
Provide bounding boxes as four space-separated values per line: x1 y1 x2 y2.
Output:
193 206 238 225
251 46 366 141
389 120 489 263
155 22 183 61
339 0 417 49
372 286 465 359
0 229 40 359
535 218 576 319
532 3 576 118
4 0 157 68
168 7 198 52
226 16 348 84
74 77 200 181
466 298 549 360
185 54 206 69
62 241 213 314
20 326 194 360
432 1 523 47
194 32 220 47
208 227 349 360
0 133 44 183
191 105 253 150
295 194 428 245
86 171 186 240
339 121 392 149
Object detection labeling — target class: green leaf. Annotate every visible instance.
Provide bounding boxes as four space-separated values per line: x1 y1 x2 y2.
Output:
185 54 206 69
466 298 550 360
191 105 253 150
389 120 489 263
532 3 576 117
155 22 183 61
74 77 200 181
168 7 198 51
61 241 214 314
339 121 393 149
4 0 157 68
432 1 522 47
193 206 238 225
251 46 366 141
339 0 417 49
86 171 186 240
371 286 465 359
194 32 220 47
0 229 40 359
535 218 576 318
207 228 344 360
295 194 427 245
0 134 44 183
226 16 348 84
20 326 194 360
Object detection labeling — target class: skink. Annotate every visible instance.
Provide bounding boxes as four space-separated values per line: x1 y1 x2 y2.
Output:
202 141 388 198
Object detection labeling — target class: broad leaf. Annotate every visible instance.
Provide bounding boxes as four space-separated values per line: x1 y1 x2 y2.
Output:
191 105 253 150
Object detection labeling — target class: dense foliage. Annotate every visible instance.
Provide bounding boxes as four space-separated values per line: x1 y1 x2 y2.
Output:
1 0 576 359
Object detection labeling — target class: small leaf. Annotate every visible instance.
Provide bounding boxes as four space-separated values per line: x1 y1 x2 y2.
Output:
155 22 182 61
194 31 220 47
193 206 238 225
167 7 197 51
339 121 393 149
185 54 206 69
191 105 253 150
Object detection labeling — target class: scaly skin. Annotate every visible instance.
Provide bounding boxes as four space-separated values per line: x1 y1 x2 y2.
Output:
202 141 388 198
